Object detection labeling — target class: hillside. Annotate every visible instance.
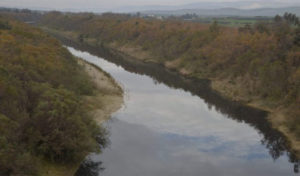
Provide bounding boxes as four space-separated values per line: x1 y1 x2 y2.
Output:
0 16 122 176
35 12 300 154
143 7 300 17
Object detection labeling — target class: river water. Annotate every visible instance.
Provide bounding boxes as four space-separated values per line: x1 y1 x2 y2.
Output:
67 46 299 176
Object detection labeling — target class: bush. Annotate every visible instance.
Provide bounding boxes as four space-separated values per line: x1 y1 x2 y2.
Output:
0 20 11 30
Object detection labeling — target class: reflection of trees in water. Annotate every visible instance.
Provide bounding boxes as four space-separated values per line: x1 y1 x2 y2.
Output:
75 159 104 176
59 37 299 173
295 162 299 173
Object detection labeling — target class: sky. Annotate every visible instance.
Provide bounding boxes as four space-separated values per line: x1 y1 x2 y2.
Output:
0 0 300 12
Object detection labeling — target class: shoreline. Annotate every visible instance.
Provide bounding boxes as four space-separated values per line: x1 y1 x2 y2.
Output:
210 79 300 157
107 42 300 158
40 27 299 157
112 44 300 157
40 58 124 176
78 59 123 124
120 45 300 157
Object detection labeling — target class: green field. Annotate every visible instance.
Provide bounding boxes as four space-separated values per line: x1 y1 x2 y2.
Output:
195 17 272 27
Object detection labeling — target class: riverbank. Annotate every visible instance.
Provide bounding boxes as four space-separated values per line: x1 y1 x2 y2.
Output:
210 79 300 157
112 43 300 156
40 58 123 176
113 44 300 157
39 27 299 158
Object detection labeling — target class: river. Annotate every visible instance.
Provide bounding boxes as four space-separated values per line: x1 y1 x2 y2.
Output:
67 46 299 176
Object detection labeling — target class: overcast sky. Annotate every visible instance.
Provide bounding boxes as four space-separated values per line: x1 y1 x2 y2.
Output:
1 0 300 12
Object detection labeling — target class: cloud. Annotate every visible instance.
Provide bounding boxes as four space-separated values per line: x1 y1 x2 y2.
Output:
240 2 263 9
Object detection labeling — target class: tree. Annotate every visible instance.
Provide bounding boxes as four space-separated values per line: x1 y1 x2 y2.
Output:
283 12 299 26
294 27 300 46
274 15 282 23
239 24 253 33
24 87 101 162
209 20 219 34
0 20 11 30
254 22 269 34
78 34 84 43
0 18 105 175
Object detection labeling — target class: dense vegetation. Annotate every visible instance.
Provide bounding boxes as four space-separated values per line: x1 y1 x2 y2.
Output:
0 17 104 176
37 12 300 140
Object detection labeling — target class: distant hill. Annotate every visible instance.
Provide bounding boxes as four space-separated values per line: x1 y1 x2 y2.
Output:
142 7 300 17
1 0 300 14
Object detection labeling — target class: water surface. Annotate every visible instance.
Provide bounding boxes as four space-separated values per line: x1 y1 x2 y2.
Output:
67 46 299 176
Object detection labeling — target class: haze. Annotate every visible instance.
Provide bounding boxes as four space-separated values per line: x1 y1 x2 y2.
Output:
1 0 300 12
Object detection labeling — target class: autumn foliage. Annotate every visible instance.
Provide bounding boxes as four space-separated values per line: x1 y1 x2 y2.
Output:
0 17 102 176
38 12 300 137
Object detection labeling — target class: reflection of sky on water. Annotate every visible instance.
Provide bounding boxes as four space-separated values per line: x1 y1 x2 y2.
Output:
95 120 292 176
68 47 298 176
